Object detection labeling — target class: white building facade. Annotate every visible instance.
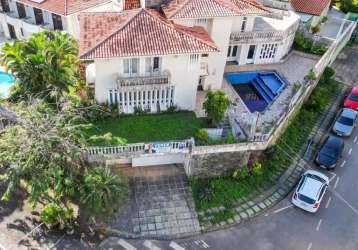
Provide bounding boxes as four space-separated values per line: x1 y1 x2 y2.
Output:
80 0 300 114
0 0 120 40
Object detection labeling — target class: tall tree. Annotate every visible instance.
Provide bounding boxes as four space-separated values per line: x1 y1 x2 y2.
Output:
203 90 230 126
0 31 79 102
0 101 128 231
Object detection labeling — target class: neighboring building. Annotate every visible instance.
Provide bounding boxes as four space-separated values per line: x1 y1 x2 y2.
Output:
80 0 300 113
291 0 330 28
0 0 121 40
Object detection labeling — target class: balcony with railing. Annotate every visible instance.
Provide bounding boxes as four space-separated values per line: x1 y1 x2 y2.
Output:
116 70 171 90
230 11 299 44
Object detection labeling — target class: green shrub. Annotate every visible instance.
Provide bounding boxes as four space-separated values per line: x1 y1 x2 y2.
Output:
165 105 178 113
195 129 209 145
133 106 150 115
87 132 127 146
232 166 250 181
321 16 328 23
40 203 74 229
252 162 264 177
306 70 317 81
311 44 327 55
322 66 335 81
203 90 230 126
311 25 320 34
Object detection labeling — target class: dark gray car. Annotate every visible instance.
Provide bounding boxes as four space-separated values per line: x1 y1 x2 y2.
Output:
316 135 344 170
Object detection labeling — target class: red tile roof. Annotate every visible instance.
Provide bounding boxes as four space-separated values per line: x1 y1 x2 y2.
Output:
162 0 269 19
17 0 111 16
124 0 141 10
79 9 220 60
291 0 330 16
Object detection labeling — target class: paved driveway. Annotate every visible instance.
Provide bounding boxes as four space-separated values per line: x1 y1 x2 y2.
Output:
333 46 358 85
110 165 201 237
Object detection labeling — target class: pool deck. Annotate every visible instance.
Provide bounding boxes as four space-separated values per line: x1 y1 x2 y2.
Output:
224 50 320 137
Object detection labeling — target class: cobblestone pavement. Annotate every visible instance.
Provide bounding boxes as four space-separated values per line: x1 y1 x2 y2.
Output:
332 46 358 85
110 165 201 238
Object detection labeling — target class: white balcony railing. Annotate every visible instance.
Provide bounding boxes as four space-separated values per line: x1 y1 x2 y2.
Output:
117 71 170 88
230 22 298 44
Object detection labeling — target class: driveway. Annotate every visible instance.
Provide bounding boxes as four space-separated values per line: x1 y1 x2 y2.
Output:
333 46 358 85
110 165 201 237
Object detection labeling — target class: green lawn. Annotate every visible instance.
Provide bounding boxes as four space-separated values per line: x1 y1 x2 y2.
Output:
84 111 208 144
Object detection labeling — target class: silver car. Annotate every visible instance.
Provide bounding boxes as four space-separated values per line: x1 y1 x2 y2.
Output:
333 108 357 137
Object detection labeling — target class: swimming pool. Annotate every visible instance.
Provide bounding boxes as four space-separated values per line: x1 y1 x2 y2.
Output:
0 71 14 97
225 71 286 113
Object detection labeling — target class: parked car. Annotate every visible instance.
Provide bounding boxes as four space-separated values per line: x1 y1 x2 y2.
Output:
344 85 358 111
332 108 357 136
292 170 329 213
315 135 344 170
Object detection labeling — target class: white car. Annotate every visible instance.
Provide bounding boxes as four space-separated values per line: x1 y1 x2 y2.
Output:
292 170 329 213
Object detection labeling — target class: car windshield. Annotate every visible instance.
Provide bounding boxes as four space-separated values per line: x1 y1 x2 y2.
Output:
349 93 358 102
320 145 338 158
298 194 316 204
306 174 325 184
338 116 354 126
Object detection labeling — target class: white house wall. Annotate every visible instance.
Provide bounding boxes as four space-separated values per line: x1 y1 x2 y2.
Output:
205 17 232 90
94 54 201 111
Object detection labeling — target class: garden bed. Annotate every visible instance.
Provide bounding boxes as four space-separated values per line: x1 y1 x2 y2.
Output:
84 111 208 145
191 72 341 225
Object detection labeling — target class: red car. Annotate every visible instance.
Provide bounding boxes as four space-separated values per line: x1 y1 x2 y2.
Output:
344 86 358 111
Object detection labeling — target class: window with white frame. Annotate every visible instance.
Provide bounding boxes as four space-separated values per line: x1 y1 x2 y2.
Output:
259 43 278 59
241 17 247 32
188 54 199 71
123 58 139 75
145 57 161 74
195 19 208 25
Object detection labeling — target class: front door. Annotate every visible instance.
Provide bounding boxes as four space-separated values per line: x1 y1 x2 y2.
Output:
246 45 256 64
7 24 16 39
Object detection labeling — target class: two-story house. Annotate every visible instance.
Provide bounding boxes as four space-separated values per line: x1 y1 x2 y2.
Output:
79 9 219 113
80 0 300 114
0 0 121 40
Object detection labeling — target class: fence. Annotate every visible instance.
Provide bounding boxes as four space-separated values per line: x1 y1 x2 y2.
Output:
86 139 193 159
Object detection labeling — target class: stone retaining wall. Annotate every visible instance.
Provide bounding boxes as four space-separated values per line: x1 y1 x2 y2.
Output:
185 150 252 178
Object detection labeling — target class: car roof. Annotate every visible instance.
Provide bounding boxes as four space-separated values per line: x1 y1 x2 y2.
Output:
352 85 358 93
299 176 324 199
341 108 357 119
326 135 344 147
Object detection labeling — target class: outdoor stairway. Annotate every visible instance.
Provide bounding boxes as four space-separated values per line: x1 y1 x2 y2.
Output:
250 73 286 105
219 116 232 138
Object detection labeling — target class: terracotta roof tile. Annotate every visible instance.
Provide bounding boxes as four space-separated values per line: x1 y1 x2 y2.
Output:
162 0 269 19
79 9 220 59
124 0 141 10
291 0 330 16
17 0 111 16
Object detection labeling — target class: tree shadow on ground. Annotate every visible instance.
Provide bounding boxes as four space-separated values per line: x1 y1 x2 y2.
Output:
0 180 26 223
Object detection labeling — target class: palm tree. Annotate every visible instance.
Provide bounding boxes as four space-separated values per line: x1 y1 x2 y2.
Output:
0 31 79 102
79 167 128 228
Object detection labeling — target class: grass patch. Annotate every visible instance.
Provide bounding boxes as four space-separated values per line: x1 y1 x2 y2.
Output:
191 75 341 224
84 111 208 144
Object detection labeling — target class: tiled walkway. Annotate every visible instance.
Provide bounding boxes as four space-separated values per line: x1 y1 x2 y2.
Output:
111 165 201 238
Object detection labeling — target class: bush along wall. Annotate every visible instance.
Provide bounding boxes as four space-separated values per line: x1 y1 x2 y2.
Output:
191 67 341 224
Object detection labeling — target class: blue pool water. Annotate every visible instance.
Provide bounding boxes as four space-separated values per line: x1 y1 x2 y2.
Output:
225 71 286 113
0 71 14 97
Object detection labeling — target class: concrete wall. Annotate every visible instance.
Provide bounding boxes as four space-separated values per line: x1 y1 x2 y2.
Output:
132 153 186 167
